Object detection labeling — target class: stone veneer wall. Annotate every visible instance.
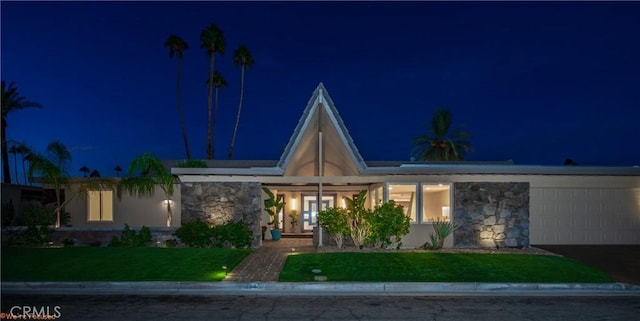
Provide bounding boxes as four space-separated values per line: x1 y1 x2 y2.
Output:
181 182 262 247
453 182 530 248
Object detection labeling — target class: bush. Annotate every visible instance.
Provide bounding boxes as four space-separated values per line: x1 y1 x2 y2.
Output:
422 218 459 250
318 207 350 249
19 225 53 247
174 221 214 247
176 159 208 168
345 190 371 249
367 201 410 249
1 200 15 226
16 203 55 226
109 224 152 247
212 221 253 249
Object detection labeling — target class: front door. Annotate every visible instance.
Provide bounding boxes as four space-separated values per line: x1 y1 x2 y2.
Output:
302 194 335 231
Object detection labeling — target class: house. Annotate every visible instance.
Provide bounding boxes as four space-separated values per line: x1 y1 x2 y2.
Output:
59 83 640 248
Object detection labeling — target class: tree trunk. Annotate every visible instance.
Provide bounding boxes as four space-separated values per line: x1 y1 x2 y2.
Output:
228 66 245 160
12 151 18 185
177 57 191 159
206 55 216 160
1 119 11 183
166 201 172 228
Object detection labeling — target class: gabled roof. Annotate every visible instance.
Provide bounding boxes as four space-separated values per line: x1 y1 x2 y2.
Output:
277 83 367 174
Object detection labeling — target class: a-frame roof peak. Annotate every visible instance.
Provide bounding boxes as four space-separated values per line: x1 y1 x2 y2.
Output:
277 83 367 175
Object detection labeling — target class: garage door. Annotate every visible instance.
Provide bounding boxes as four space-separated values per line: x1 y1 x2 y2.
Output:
530 188 640 244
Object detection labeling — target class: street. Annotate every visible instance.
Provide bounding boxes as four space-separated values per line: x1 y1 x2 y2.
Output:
2 294 639 320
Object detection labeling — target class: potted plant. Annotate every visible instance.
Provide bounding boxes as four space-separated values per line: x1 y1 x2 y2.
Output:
263 187 285 241
288 210 299 232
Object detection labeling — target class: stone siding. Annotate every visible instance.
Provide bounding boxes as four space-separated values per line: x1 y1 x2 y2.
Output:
181 182 262 247
454 182 530 248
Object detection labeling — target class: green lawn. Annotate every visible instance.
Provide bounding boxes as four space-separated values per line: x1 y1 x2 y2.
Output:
280 252 613 283
1 247 251 282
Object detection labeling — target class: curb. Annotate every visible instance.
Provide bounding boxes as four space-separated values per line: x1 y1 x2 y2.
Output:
3 281 640 296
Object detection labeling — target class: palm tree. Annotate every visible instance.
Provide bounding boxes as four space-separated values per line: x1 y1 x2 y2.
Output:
200 24 226 159
228 44 255 160
164 34 191 159
15 142 32 185
211 71 227 160
117 153 180 227
114 165 122 177
79 165 90 177
29 141 116 227
1 80 42 183
412 108 473 161
28 141 72 227
8 142 19 184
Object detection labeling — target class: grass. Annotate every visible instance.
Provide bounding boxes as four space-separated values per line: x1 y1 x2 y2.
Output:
1 247 251 282
279 252 613 283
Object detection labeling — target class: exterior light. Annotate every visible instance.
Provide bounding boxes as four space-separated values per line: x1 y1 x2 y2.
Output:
291 198 297 211
163 199 174 206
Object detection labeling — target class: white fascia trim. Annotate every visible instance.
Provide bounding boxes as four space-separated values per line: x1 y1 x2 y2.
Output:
172 167 284 176
362 165 640 176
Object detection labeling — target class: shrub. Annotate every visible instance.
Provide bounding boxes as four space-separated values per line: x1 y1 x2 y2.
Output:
17 203 55 226
318 207 349 249
345 190 371 249
212 221 253 249
109 224 152 247
19 225 53 247
62 238 75 247
176 159 208 168
368 200 410 249
1 200 15 226
174 221 214 247
422 218 459 250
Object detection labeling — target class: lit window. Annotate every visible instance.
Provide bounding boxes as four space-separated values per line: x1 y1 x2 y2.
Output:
422 184 451 222
88 190 113 221
388 184 418 223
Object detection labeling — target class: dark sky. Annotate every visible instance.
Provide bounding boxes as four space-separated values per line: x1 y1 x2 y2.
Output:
2 1 639 180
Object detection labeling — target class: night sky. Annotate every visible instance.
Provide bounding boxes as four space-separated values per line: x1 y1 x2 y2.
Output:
2 1 639 181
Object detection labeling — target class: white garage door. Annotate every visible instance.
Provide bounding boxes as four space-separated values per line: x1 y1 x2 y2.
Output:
530 188 640 244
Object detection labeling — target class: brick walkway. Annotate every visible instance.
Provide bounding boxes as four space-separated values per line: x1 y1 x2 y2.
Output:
224 238 316 282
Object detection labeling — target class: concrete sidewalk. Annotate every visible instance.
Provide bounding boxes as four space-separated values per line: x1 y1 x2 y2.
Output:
3 281 640 296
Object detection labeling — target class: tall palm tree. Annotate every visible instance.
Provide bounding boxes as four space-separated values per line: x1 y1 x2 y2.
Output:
1 80 42 183
412 108 473 161
79 165 90 177
228 44 255 160
15 142 32 185
200 24 226 159
117 153 180 227
164 34 191 159
114 165 122 177
8 142 19 184
211 71 227 159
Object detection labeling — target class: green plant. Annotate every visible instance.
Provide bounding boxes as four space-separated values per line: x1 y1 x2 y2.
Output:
175 159 208 168
19 225 52 247
345 190 371 249
422 218 459 250
212 221 252 248
288 210 299 231
1 200 15 226
263 187 284 230
62 238 75 247
368 201 410 249
17 203 55 226
174 221 214 247
318 207 350 249
109 224 152 247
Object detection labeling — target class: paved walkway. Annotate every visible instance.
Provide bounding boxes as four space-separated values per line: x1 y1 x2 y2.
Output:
224 238 316 282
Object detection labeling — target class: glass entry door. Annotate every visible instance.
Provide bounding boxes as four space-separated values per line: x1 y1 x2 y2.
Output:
302 194 335 231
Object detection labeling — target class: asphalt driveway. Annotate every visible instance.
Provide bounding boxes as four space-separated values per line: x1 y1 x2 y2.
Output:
535 245 640 285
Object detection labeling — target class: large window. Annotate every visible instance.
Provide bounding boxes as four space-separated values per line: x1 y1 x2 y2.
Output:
88 190 113 222
388 184 418 223
422 184 451 222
